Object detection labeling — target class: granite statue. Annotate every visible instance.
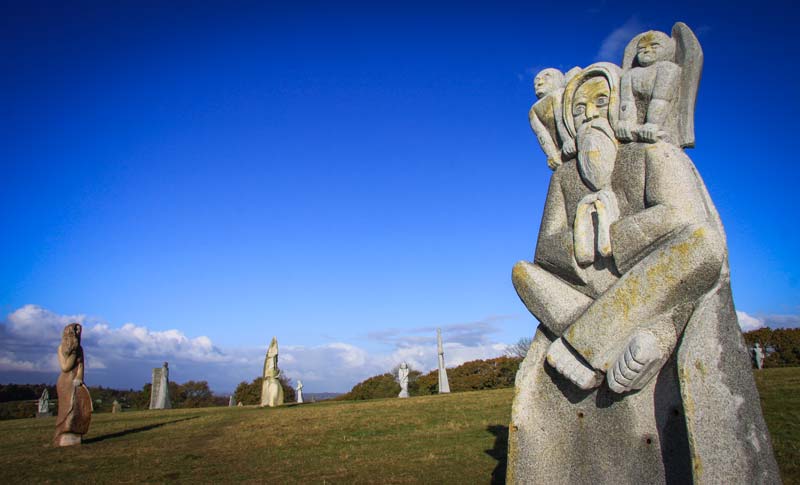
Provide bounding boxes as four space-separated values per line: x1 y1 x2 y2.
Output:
529 67 580 170
111 399 122 413
398 362 410 398
753 342 765 370
229 395 235 407
437 328 450 393
54 323 92 446
37 388 51 417
261 337 284 407
508 23 780 484
296 380 304 404
149 362 171 410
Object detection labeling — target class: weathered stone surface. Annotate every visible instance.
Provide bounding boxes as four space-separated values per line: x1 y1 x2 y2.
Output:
37 388 51 417
437 329 450 394
753 342 765 369
229 395 235 407
54 323 92 446
508 22 780 484
260 337 284 407
296 380 304 404
149 362 171 410
111 400 122 413
398 362 409 398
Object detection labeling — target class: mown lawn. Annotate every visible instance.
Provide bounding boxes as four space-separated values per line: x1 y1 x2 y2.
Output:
0 367 796 483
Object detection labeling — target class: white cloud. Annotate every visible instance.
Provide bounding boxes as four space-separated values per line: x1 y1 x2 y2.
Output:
595 16 643 62
736 311 765 332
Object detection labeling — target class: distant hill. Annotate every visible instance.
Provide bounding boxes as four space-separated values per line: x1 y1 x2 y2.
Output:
304 392 342 401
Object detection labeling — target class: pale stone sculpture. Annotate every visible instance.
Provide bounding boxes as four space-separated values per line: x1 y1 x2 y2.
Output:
37 388 51 417
508 23 780 484
260 337 284 407
54 323 92 446
398 362 410 398
529 67 579 170
149 362 171 410
111 399 122 413
753 342 765 369
296 380 304 404
436 329 450 394
229 395 235 407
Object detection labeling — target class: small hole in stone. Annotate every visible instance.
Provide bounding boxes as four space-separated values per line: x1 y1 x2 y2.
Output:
577 412 584 418
646 438 652 445
673 409 680 416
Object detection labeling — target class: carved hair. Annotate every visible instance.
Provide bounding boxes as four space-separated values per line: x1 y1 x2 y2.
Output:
61 323 82 354
636 31 676 64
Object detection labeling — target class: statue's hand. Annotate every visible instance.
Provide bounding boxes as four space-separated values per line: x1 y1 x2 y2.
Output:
638 123 660 143
561 138 576 159
546 338 602 390
72 378 82 387
546 156 562 171
615 120 634 142
607 331 664 393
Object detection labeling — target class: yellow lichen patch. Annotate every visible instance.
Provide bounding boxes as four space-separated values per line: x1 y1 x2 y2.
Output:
694 360 706 379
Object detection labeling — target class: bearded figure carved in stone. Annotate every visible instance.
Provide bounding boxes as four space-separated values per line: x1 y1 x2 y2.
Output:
54 323 92 446
529 67 580 170
507 23 780 484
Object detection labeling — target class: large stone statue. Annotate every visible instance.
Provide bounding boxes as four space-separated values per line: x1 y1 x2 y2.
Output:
529 67 580 170
508 23 780 484
54 323 92 446
398 362 410 398
436 329 450 394
261 337 284 407
149 362 171 410
296 380 304 404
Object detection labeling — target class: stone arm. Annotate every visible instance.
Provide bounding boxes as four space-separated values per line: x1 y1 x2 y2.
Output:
529 105 562 170
560 145 725 387
58 344 77 373
617 73 638 141
533 172 584 285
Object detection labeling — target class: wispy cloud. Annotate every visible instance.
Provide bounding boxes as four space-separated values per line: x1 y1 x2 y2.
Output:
736 310 765 332
736 311 800 331
595 16 644 62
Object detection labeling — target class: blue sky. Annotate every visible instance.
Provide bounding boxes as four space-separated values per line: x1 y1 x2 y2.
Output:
1 1 798 393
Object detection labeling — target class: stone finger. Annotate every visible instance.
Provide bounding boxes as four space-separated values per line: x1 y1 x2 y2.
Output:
617 357 640 380
624 347 645 372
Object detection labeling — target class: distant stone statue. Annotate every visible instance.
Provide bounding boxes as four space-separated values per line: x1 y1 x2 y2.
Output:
296 380 304 404
398 362 409 398
54 323 92 446
237 401 243 407
149 362 171 410
436 329 450 394
529 67 579 170
111 400 122 413
753 342 765 369
507 23 780 484
260 337 284 407
37 388 51 417
229 395 235 407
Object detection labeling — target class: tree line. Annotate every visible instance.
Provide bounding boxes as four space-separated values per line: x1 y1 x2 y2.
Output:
743 327 800 367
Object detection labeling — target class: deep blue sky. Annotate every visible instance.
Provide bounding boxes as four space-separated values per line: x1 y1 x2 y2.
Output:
1 1 798 392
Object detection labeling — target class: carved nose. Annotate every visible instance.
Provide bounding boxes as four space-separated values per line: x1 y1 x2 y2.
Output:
585 104 598 119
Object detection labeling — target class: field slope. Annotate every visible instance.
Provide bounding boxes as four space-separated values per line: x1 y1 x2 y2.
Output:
1 368 797 484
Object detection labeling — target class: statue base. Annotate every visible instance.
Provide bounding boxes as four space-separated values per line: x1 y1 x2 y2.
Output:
55 433 82 447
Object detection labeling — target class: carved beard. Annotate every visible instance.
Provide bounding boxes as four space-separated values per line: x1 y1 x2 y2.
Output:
576 118 618 191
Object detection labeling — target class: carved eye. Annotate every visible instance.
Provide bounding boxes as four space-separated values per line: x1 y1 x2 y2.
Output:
596 96 609 107
573 104 585 116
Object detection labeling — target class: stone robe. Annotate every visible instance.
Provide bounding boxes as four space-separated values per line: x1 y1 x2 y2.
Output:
54 346 92 445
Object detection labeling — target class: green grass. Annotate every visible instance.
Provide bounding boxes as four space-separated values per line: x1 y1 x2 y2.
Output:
1 368 797 484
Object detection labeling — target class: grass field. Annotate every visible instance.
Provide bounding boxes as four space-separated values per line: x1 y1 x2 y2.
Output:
1 368 797 484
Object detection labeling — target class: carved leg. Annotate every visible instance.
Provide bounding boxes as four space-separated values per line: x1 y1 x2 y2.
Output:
563 223 725 372
512 260 593 336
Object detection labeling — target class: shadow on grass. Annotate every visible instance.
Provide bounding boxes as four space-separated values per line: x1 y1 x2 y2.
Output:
83 416 200 444
486 424 508 484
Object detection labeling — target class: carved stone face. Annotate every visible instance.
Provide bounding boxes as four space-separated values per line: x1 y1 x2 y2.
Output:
636 31 673 67
572 77 610 128
534 68 564 99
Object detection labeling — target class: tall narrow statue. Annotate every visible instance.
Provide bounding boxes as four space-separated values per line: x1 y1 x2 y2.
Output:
529 68 578 170
261 337 284 407
54 323 92 446
398 362 410 398
296 380 304 404
436 329 450 394
753 342 765 370
149 362 171 410
37 388 51 417
507 23 779 484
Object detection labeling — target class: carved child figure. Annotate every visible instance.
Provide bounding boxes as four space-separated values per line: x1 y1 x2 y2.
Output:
54 323 92 446
529 68 572 170
616 31 680 144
